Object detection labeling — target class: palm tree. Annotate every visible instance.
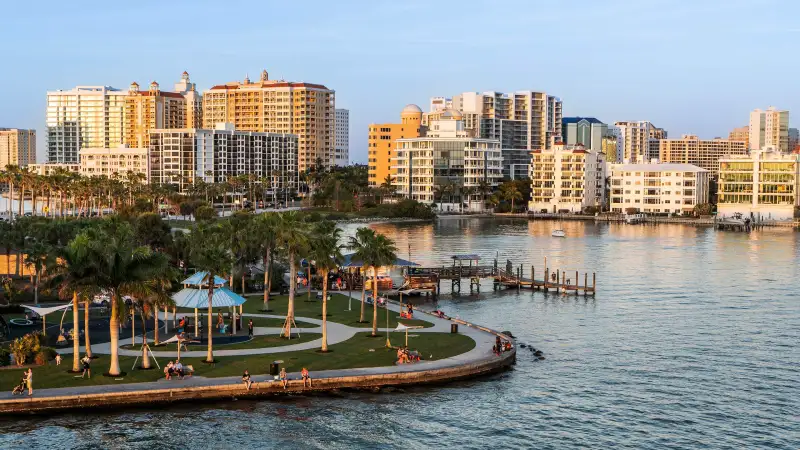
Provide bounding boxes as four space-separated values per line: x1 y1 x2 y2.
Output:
188 222 232 363
307 221 343 351
23 240 51 305
501 183 523 213
71 219 169 376
4 165 19 219
253 213 279 311
274 211 311 337
362 232 397 336
348 227 375 323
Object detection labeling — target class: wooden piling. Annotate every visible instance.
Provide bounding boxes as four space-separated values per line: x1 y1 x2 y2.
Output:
575 271 579 295
584 272 588 296
592 272 596 295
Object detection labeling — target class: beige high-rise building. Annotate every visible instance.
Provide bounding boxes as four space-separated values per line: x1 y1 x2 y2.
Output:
124 81 186 149
203 70 335 171
657 135 748 178
46 86 128 163
174 71 202 128
728 126 749 148
0 128 36 167
614 121 667 163
80 145 149 179
749 107 789 152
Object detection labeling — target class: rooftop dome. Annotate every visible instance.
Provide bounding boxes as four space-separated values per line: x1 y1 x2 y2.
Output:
401 104 423 115
440 108 463 119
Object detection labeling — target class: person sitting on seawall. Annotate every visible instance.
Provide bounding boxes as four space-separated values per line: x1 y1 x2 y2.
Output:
242 370 252 390
301 367 312 388
174 360 185 379
279 368 288 389
164 361 174 380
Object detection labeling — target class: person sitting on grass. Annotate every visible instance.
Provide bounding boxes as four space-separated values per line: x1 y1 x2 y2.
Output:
279 368 288 389
301 367 312 388
242 370 252 390
81 354 91 378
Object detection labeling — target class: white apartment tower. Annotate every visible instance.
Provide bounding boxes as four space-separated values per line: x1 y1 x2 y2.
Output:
334 108 349 166
614 121 667 163
528 143 606 213
749 107 790 152
46 86 127 163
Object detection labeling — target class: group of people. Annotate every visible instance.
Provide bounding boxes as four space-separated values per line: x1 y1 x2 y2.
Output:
241 367 312 390
11 368 33 396
396 346 420 364
493 336 513 355
164 360 188 380
399 303 414 319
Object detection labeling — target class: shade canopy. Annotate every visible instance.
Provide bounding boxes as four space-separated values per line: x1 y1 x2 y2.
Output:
341 253 419 268
172 287 246 309
393 322 424 332
21 304 71 317
182 272 228 287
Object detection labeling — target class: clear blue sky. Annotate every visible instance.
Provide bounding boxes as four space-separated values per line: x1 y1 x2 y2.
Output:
2 0 798 163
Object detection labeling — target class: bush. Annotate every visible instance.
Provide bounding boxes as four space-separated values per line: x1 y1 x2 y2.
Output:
0 348 10 366
583 205 599 215
194 205 217 222
9 333 41 366
35 347 58 365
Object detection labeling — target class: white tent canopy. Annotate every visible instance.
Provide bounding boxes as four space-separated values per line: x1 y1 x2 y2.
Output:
21 304 71 317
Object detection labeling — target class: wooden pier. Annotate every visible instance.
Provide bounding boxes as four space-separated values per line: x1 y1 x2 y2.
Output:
404 255 596 296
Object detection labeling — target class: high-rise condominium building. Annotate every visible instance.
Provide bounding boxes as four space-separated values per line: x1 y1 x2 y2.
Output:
124 81 186 149
0 128 36 167
393 112 502 210
717 148 799 221
562 117 613 155
149 123 298 195
367 105 425 187
202 70 334 171
174 71 203 129
335 109 349 166
614 121 667 163
80 145 149 179
528 143 606 213
728 125 749 148
46 86 128 163
657 135 748 178
609 163 709 215
749 107 789 152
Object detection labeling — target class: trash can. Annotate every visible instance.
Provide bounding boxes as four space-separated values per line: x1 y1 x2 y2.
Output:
270 361 280 376
450 323 458 334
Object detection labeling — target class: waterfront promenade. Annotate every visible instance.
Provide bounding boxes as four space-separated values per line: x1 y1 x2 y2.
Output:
0 298 515 415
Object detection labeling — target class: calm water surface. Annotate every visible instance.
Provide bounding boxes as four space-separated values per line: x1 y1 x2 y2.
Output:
1 218 798 449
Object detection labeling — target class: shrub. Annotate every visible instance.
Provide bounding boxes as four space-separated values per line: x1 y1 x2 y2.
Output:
35 347 58 365
0 348 10 366
194 205 217 222
9 333 41 366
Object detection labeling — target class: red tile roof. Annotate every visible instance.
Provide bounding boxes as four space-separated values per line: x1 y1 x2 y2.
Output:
132 91 186 99
209 81 330 91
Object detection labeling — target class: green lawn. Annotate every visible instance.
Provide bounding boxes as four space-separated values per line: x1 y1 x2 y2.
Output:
120 333 322 351
242 293 434 329
245 317 318 328
0 332 475 390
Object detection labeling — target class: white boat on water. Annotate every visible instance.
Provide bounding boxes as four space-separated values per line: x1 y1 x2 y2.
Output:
551 229 566 237
624 213 647 224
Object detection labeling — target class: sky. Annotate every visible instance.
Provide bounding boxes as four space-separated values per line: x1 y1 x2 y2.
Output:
2 0 799 164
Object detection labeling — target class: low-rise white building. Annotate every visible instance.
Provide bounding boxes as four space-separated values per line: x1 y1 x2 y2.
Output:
609 162 709 215
717 149 800 221
80 145 149 179
528 143 606 213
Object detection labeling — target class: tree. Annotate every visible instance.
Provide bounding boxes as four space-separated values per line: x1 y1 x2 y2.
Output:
253 213 279 311
71 219 169 376
194 205 216 222
274 211 311 337
694 203 713 217
23 240 52 306
134 213 173 250
362 232 397 336
189 222 233 362
348 227 375 323
307 221 343 351
500 182 523 213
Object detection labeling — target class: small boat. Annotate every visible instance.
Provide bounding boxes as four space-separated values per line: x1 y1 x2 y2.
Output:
551 229 566 237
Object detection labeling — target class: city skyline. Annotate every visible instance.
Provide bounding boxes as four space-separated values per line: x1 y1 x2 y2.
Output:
2 0 800 164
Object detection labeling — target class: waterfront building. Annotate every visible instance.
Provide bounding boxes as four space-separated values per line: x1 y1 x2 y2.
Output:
728 125 749 148
367 105 425 187
657 135 748 178
0 128 36 167
609 162 710 215
335 109 349 166
717 149 800 221
614 121 667 163
124 81 187 149
149 123 298 194
392 112 502 210
749 107 789 152
202 70 335 171
80 145 148 179
173 71 203 129
27 163 80 176
528 143 606 213
46 86 128 163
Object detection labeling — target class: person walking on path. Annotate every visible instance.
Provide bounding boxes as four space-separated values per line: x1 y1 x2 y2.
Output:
81 354 92 378
248 319 254 338
25 368 33 396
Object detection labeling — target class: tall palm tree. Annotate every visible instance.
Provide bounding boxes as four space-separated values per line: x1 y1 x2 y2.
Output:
23 240 51 305
501 183 523 213
4 165 20 219
71 219 169 376
274 211 311 337
362 232 397 336
254 213 279 311
348 227 375 323
307 221 343 351
188 222 232 363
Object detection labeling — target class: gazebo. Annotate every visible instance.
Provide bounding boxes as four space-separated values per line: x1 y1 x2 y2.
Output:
172 272 247 336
